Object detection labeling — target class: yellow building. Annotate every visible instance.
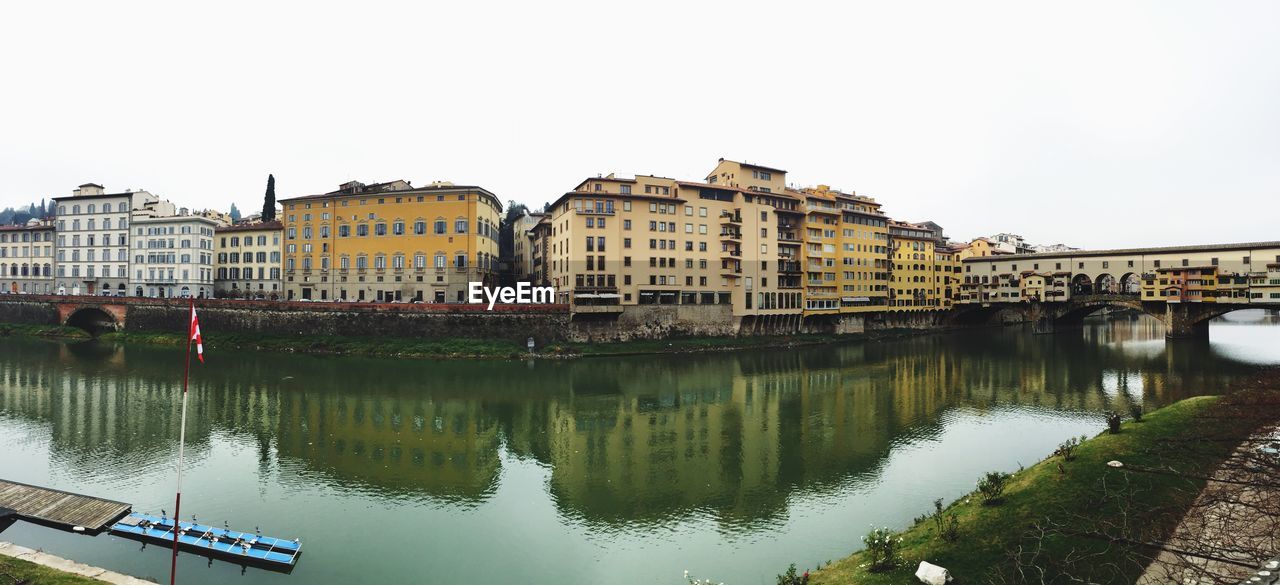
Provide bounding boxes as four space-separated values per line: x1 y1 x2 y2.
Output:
280 180 501 302
888 221 944 311
957 237 1012 260
934 245 961 309
794 185 890 314
214 220 283 299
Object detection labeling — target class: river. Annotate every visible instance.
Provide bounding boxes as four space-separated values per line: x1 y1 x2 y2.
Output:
1 312 1278 585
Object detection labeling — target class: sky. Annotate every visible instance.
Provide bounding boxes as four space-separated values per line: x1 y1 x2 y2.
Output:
1 0 1277 249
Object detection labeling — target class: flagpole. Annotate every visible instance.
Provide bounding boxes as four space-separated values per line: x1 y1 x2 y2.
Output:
170 298 195 585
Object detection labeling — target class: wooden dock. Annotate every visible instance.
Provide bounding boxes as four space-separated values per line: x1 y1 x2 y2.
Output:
0 479 131 532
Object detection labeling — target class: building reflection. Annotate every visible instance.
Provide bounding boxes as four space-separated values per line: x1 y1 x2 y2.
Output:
0 318 1268 531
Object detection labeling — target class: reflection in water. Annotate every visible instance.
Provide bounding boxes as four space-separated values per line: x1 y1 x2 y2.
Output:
0 315 1276 585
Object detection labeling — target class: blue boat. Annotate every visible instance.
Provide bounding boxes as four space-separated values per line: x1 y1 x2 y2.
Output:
109 512 301 571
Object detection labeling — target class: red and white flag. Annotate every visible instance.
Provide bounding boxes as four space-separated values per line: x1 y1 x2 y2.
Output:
189 304 204 363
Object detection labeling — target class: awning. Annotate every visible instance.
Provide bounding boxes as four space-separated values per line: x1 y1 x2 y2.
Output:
575 293 599 298
598 293 621 298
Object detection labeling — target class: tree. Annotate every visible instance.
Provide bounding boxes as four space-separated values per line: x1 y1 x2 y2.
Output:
262 174 277 221
229 203 242 222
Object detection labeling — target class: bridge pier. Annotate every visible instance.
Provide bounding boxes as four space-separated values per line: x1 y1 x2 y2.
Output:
1030 304 1056 335
1163 303 1211 340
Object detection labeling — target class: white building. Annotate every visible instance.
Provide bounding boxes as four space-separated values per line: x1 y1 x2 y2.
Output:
0 219 56 294
130 211 217 298
53 184 159 296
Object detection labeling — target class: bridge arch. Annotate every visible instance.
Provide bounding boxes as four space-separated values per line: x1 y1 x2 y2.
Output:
1119 272 1141 295
1070 274 1092 296
1094 273 1116 295
64 307 120 336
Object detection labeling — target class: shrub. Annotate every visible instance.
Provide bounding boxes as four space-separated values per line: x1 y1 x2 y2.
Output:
774 563 809 585
1106 411 1123 434
1055 436 1081 462
862 526 902 572
977 471 1011 505
1129 403 1143 422
932 498 960 542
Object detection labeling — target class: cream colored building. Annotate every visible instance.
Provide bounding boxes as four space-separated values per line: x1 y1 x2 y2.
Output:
53 184 160 296
0 220 55 295
959 242 1280 307
511 211 544 283
547 166 803 317
129 211 216 298
215 220 283 298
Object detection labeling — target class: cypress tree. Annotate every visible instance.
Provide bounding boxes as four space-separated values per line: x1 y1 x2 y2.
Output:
262 174 277 221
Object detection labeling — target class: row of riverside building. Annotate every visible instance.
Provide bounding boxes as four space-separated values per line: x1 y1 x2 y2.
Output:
513 158 965 319
0 159 970 311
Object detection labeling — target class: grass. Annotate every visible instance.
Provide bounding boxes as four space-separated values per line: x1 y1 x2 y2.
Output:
0 322 90 339
0 554 105 585
807 392 1271 584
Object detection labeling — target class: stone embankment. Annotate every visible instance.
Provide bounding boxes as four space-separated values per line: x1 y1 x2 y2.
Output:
0 541 153 584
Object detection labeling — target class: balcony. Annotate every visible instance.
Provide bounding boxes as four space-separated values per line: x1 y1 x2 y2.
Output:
778 261 802 274
575 207 615 216
719 231 742 240
778 233 802 243
720 211 742 224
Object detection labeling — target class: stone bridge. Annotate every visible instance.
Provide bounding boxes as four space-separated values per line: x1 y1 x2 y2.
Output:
0 294 572 342
950 294 1241 338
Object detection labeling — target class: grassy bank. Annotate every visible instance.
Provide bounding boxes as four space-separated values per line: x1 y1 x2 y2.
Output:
0 554 102 585
806 388 1278 584
0 322 90 339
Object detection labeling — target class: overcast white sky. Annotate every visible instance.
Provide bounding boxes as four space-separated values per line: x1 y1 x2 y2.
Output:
1 1 1277 249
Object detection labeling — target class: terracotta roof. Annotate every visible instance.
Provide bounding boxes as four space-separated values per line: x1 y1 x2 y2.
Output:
216 220 283 233
718 158 787 174
280 183 496 203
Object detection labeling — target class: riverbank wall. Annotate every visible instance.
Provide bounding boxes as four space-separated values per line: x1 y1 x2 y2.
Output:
0 295 969 346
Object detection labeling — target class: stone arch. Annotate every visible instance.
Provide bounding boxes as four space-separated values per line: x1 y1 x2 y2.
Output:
1095 273 1116 295
65 307 119 336
1070 274 1093 296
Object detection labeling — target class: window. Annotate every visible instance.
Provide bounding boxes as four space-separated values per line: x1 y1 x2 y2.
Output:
455 219 468 233
434 220 447 234
375 223 387 236
393 221 405 235
339 225 350 237
357 224 369 236
414 221 427 235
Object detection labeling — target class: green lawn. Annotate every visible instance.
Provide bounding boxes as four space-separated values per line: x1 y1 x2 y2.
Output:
0 554 104 585
808 391 1272 584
